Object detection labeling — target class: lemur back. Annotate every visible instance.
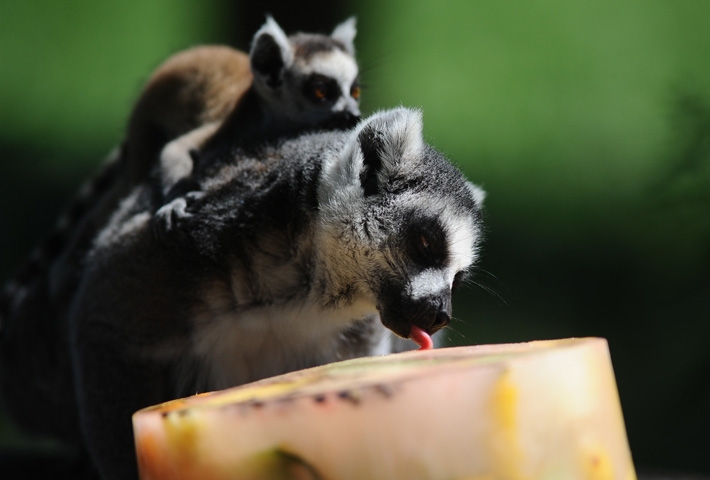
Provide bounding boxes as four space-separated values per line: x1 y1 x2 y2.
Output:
0 17 361 452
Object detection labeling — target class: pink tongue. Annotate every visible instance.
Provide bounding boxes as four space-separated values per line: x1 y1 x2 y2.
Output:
409 325 434 350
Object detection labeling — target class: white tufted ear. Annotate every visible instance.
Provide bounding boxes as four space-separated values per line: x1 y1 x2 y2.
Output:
355 107 424 176
319 108 424 204
466 181 486 207
250 16 294 86
331 17 357 54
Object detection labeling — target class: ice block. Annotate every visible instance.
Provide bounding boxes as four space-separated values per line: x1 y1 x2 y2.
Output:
133 337 637 480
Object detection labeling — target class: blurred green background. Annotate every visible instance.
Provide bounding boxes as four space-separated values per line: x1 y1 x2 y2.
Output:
1 0 708 475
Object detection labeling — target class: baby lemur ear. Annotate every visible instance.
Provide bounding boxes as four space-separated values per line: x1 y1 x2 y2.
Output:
250 16 294 88
331 17 357 55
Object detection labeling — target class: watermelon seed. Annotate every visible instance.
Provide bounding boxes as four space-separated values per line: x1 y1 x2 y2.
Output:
373 383 393 398
337 390 361 405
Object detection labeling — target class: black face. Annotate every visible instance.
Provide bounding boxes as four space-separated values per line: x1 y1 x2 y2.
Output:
374 215 463 339
378 280 453 340
405 216 470 294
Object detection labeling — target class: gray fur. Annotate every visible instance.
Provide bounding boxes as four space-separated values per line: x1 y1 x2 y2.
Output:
61 108 484 479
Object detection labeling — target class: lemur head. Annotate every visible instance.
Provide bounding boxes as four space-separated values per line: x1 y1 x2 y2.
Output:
317 108 486 340
250 16 361 130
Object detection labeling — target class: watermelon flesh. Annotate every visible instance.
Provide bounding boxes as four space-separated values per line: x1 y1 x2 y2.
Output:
133 338 637 480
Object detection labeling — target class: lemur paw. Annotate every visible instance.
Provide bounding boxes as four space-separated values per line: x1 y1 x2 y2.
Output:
153 192 205 240
153 198 188 239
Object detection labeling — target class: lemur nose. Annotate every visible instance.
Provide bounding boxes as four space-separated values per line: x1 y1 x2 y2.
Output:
430 309 451 333
331 111 360 129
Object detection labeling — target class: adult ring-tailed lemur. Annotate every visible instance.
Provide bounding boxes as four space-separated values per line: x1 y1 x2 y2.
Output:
0 19 485 480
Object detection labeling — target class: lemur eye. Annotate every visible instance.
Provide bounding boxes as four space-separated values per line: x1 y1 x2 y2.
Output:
408 218 448 268
351 84 361 100
412 233 436 266
305 74 339 103
313 86 327 100
420 234 431 253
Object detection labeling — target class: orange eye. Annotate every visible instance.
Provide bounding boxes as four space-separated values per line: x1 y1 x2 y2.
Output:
351 85 361 100
314 87 326 100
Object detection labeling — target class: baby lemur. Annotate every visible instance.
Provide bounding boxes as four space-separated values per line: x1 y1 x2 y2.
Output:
152 16 361 230
0 15 360 469
131 16 361 193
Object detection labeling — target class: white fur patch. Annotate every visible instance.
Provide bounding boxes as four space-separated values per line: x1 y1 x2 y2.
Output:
159 122 220 194
251 16 294 67
190 292 380 390
466 181 486 206
331 17 357 54
378 108 425 168
409 269 448 300
446 211 479 274
319 108 424 205
91 189 150 250
297 49 360 116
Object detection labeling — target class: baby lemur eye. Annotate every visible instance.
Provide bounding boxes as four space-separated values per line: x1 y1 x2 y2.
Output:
314 87 327 100
350 83 361 100
305 74 340 103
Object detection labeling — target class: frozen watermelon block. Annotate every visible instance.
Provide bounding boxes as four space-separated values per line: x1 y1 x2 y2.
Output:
133 337 637 480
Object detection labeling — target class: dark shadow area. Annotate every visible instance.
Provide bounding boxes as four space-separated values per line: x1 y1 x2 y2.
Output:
0 143 97 279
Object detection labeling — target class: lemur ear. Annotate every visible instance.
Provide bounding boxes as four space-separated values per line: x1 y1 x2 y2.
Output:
466 182 486 207
319 108 424 204
250 16 294 88
331 17 357 54
357 121 383 197
356 108 424 196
